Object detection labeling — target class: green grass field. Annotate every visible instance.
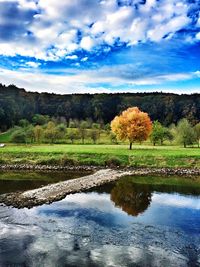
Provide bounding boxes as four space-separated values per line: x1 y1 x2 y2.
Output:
0 129 14 143
0 144 199 168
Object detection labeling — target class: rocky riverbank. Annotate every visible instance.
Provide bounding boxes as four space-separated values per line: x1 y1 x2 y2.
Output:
0 163 200 176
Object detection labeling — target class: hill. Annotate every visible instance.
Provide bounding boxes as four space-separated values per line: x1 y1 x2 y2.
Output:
0 83 199 130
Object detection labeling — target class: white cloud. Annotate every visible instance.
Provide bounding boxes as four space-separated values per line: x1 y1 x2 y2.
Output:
196 32 200 40
152 193 200 210
81 57 88 62
65 55 78 60
80 36 94 51
0 66 199 94
25 61 41 68
0 0 195 60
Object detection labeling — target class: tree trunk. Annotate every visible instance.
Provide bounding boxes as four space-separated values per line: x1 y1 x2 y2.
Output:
184 142 186 148
129 142 132 150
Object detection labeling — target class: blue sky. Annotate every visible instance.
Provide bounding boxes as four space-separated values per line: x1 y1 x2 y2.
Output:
0 0 200 94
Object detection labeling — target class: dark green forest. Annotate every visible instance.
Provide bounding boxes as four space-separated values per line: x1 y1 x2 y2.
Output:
0 83 200 131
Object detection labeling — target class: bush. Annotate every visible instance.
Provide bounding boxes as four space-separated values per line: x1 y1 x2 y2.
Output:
11 130 26 143
105 156 122 167
60 154 77 166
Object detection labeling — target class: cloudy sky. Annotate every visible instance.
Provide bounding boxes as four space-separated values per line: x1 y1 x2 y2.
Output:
0 0 200 94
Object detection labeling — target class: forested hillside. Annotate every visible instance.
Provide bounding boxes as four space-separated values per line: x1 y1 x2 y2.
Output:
0 83 200 130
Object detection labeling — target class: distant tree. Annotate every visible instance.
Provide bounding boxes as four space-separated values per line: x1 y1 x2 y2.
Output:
92 123 101 140
111 107 152 150
11 130 26 143
19 119 29 128
68 119 76 128
56 123 67 139
151 121 173 145
44 121 59 143
151 121 163 146
162 128 174 144
78 121 88 144
176 118 195 148
32 114 49 125
25 125 35 143
86 118 93 128
67 129 79 144
90 129 99 144
194 122 200 147
34 125 43 143
92 123 100 129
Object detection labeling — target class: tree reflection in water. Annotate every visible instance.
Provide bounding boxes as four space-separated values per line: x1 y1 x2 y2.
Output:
111 179 152 216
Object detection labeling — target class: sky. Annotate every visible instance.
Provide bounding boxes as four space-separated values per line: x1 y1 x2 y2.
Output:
0 0 200 94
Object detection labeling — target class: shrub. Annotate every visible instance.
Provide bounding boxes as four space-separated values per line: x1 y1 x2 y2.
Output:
105 156 122 167
11 130 26 143
60 154 77 166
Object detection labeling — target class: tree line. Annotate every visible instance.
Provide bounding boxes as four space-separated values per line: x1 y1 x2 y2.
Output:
111 107 200 149
0 83 200 131
11 115 105 145
10 113 200 148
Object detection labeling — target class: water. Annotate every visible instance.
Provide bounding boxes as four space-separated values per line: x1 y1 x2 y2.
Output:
0 173 199 267
0 170 91 194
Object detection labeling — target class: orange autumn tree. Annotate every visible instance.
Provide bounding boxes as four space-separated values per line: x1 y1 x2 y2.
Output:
111 107 152 150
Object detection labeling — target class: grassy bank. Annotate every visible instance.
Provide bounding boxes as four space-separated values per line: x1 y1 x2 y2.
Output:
0 144 199 168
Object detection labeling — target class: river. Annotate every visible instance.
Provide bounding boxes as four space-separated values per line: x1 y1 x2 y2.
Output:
0 171 199 267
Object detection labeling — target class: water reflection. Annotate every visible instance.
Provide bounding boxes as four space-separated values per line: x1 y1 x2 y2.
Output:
111 180 152 216
0 170 91 194
0 174 199 267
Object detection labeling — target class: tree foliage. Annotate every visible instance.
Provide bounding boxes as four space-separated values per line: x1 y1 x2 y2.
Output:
111 107 152 149
176 118 196 148
11 130 26 143
194 122 200 147
151 120 173 145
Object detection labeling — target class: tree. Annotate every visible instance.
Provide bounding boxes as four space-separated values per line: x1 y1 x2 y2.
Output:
11 129 26 143
151 121 173 145
34 125 43 143
56 123 67 140
194 122 200 147
25 125 35 143
151 121 163 146
44 121 59 143
68 119 76 128
78 121 88 144
176 118 195 148
32 114 49 125
67 129 79 144
90 129 99 144
19 119 29 128
111 107 152 150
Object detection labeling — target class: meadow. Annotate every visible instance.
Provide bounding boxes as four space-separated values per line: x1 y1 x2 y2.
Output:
0 143 199 168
